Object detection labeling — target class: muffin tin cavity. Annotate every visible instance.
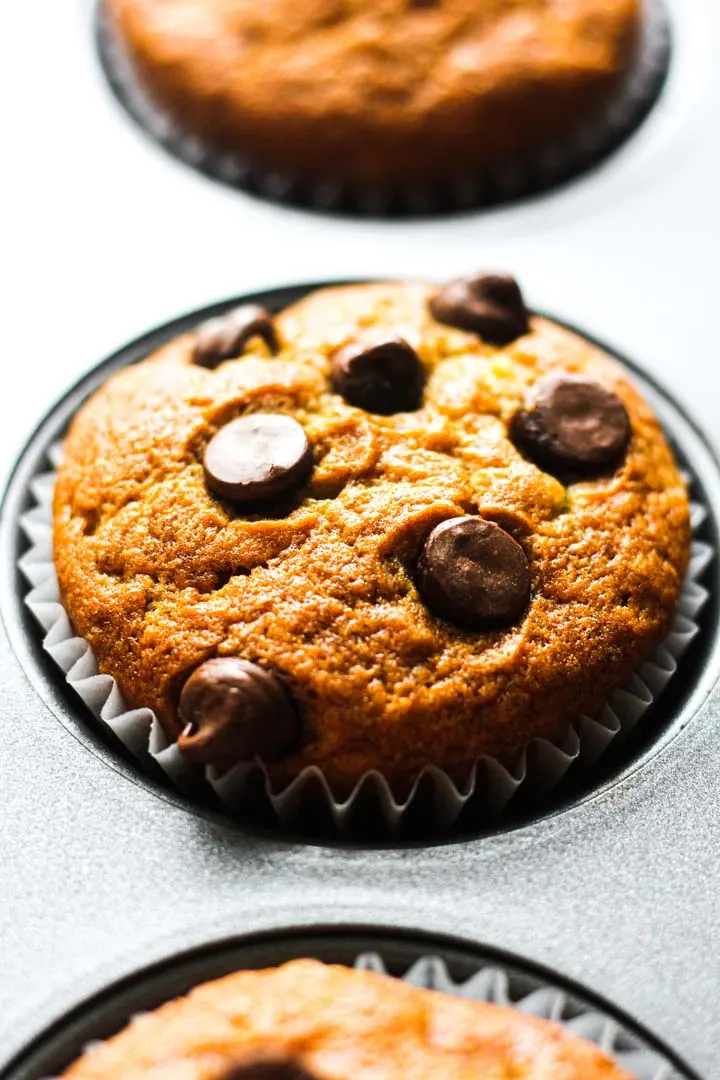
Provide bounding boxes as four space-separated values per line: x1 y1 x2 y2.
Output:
95 1 672 218
2 927 696 1079
4 283 718 844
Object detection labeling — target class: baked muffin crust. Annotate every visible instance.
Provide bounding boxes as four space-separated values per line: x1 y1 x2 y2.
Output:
62 959 632 1079
105 0 643 189
53 282 690 794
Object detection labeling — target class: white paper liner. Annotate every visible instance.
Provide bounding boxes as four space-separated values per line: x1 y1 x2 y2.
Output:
19 441 713 836
63 950 679 1078
355 952 677 1079
96 0 671 216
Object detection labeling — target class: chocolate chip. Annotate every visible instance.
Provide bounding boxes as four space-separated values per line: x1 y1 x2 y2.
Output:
429 273 529 345
416 517 530 630
194 305 278 368
219 1057 317 1080
331 336 425 414
178 658 300 771
204 414 313 504
510 374 631 475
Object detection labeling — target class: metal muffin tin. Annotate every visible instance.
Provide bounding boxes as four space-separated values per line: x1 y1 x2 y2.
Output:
3 0 720 1076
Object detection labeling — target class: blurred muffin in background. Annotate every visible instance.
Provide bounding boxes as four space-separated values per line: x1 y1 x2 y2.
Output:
103 0 655 202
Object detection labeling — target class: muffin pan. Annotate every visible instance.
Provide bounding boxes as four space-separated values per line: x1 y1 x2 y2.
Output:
96 0 672 217
4 0 720 1076
2 927 695 1079
5 283 718 842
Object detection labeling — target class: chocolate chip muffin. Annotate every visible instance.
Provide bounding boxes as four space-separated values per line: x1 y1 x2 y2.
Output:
53 277 690 796
61 959 633 1079
104 0 646 193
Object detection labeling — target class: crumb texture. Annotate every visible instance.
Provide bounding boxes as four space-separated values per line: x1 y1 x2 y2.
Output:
54 283 690 793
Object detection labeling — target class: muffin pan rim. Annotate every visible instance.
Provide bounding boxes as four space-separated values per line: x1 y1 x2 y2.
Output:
1 922 700 1080
3 279 719 847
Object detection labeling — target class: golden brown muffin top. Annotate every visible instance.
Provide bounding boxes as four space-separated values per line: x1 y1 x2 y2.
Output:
62 959 632 1079
105 0 643 186
53 281 689 794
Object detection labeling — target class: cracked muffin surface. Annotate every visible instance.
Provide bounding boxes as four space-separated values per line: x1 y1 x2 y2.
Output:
104 0 643 189
62 958 632 1079
53 281 690 794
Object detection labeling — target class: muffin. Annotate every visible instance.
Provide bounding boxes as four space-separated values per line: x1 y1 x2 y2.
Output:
103 0 651 197
61 958 632 1078
53 276 690 798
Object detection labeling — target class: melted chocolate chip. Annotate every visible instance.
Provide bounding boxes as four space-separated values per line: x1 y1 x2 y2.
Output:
429 272 529 345
331 336 425 414
510 374 631 476
178 658 300 770
416 517 530 630
194 305 278 368
204 414 313 504
219 1057 317 1080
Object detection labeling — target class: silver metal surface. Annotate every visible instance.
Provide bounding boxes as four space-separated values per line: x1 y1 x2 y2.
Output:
2 0 720 1076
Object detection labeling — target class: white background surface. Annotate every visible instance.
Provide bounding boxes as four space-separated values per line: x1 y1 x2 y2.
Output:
1 0 720 1071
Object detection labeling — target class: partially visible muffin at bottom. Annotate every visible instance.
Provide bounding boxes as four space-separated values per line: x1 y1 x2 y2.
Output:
53 277 690 797
61 959 632 1079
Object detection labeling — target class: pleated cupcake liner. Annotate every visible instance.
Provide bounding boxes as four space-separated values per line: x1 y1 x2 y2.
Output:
54 949 678 1078
95 0 671 217
356 951 677 1079
18 441 712 837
